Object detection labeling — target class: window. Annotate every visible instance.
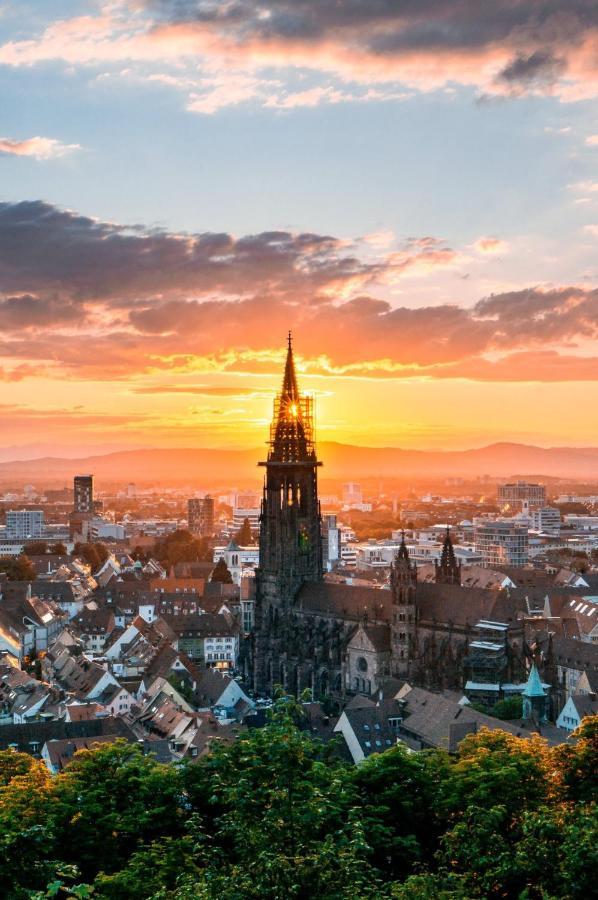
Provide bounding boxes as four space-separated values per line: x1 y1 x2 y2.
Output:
363 724 370 731
364 741 371 748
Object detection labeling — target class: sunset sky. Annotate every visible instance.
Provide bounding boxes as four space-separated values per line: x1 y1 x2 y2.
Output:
1 1 598 459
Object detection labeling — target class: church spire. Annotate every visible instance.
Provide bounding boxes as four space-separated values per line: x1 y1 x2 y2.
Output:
435 526 462 585
281 330 299 400
268 333 315 463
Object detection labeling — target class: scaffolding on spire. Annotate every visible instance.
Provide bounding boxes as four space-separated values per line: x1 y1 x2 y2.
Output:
267 333 317 464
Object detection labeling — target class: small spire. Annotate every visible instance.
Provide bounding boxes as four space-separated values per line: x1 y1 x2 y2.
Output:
288 329 292 350
523 662 546 698
281 331 299 399
397 531 410 561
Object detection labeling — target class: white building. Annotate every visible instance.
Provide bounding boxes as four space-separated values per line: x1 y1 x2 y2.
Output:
6 509 44 540
89 518 126 540
556 693 598 732
531 507 561 535
213 540 259 584
204 633 239 669
563 515 598 531
474 519 529 567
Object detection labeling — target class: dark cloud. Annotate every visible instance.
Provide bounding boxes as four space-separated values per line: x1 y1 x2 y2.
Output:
1 200 597 382
146 1 597 76
0 201 382 303
495 49 567 89
0 293 85 328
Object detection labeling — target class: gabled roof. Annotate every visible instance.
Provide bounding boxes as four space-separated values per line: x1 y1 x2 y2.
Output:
398 686 558 750
297 582 391 622
336 699 398 758
570 692 598 719
0 715 135 754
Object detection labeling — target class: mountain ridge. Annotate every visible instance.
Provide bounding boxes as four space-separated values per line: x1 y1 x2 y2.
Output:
0 441 596 483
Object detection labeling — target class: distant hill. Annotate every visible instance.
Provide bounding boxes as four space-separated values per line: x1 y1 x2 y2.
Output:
0 441 597 484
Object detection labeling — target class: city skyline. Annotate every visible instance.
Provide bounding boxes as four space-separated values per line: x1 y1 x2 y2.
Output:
2 2 598 458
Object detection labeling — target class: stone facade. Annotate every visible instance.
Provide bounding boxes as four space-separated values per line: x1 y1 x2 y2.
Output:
252 339 534 700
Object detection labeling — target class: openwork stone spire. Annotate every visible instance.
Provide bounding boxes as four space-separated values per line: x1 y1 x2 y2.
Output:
435 527 462 585
268 331 316 463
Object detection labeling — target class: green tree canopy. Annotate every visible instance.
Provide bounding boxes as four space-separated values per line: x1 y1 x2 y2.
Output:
210 557 233 584
0 553 36 581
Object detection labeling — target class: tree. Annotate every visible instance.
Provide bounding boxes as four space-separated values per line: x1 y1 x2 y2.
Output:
0 553 36 581
50 542 67 555
489 695 523 720
153 529 211 568
72 542 109 572
234 517 253 546
181 694 377 899
23 541 48 556
551 714 598 804
351 744 451 880
437 729 552 897
211 557 233 584
48 740 185 882
0 751 56 895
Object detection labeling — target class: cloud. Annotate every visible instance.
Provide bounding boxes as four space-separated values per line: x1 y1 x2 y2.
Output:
132 384 273 397
494 49 566 92
2 2 598 108
583 224 598 237
586 134 598 146
0 200 597 383
0 200 453 304
0 136 81 159
472 237 509 255
569 180 598 193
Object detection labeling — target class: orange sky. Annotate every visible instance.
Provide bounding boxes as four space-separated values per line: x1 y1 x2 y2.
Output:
2 4 598 458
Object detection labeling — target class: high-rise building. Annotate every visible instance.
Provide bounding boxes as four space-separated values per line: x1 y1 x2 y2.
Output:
322 514 340 570
188 496 215 537
6 509 44 540
474 519 529 567
73 475 94 513
254 333 322 690
232 492 261 532
497 481 546 512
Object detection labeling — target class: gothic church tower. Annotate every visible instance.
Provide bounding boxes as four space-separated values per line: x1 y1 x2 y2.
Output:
253 334 323 690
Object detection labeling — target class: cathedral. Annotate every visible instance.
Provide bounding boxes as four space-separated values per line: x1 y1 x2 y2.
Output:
251 337 533 700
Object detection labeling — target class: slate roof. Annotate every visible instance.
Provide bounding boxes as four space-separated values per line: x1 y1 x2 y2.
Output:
362 624 391 653
398 687 560 751
0 716 135 754
194 668 234 706
337 699 399 758
43 734 121 771
554 637 598 673
166 612 238 638
297 581 391 622
570 692 598 719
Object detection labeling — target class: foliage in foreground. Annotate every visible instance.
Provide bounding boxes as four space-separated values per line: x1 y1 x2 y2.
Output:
0 700 596 900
